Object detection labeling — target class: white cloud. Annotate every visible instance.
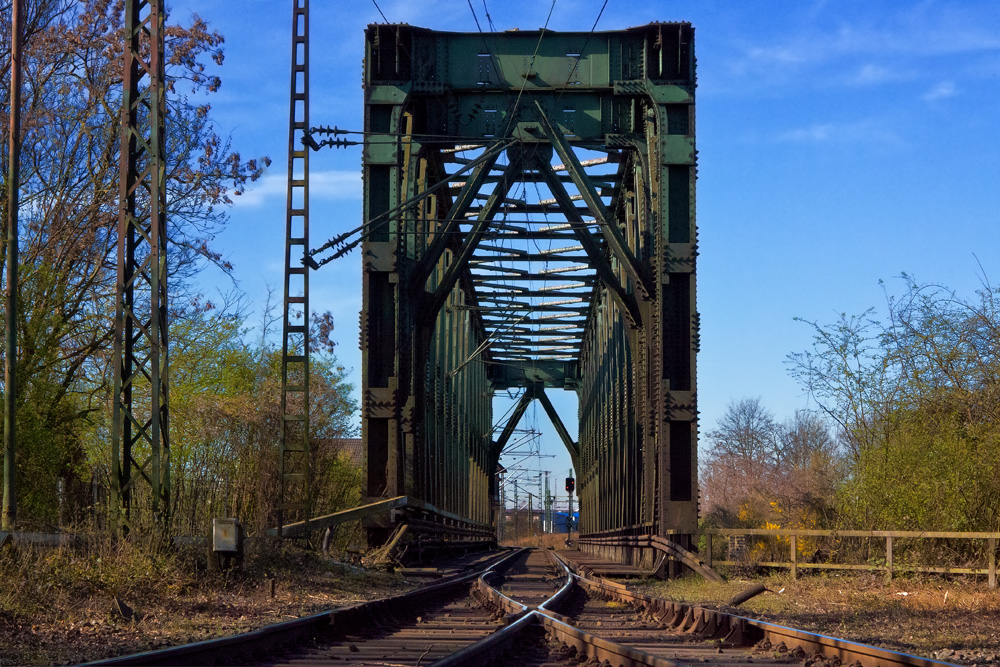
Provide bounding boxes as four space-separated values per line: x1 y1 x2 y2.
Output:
313 170 364 199
232 170 362 207
777 124 835 143
922 80 958 101
745 45 808 66
848 63 903 86
775 120 901 146
725 5 1000 90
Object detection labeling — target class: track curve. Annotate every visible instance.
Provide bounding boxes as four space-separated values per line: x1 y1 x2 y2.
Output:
80 548 959 667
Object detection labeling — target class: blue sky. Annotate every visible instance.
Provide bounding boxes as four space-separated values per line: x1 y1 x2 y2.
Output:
176 1 1000 506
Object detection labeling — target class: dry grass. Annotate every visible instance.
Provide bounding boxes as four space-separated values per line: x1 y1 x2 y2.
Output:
632 571 1000 663
501 533 573 549
0 537 410 666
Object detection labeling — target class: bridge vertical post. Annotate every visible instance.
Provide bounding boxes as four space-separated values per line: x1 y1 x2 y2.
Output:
646 23 699 545
113 0 170 534
361 26 498 547
361 27 407 547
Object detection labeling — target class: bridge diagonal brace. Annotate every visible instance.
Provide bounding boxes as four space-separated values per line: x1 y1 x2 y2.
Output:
535 102 654 298
424 155 524 322
411 149 504 291
535 386 580 466
535 160 643 328
490 386 536 463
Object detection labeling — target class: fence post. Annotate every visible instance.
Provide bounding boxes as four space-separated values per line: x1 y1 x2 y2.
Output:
790 534 798 580
989 537 996 589
886 536 893 582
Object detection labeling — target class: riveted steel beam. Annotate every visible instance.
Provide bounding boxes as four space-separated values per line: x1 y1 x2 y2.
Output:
535 386 580 464
411 147 505 291
534 159 642 328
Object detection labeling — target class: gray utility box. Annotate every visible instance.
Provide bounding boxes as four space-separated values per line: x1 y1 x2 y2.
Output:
211 518 244 570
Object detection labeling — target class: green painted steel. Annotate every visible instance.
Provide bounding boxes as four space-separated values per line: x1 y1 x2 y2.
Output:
359 23 698 549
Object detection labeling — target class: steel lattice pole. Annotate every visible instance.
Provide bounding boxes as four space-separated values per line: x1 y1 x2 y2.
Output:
112 0 170 534
278 0 311 535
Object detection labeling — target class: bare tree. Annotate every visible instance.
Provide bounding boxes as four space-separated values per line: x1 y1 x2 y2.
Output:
774 410 841 525
1 0 267 524
701 399 843 528
700 398 780 524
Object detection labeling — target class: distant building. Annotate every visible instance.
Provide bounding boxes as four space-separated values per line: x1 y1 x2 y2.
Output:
551 511 579 533
314 438 363 467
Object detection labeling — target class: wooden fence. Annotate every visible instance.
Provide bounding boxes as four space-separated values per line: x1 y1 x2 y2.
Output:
701 528 998 588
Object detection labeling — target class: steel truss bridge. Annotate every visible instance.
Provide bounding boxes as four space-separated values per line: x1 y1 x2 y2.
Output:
289 20 701 568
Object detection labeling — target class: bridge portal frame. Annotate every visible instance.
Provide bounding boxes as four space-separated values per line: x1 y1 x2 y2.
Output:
359 23 698 556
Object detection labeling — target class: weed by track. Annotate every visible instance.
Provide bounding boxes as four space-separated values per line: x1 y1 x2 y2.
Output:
0 537 411 666
632 571 1000 664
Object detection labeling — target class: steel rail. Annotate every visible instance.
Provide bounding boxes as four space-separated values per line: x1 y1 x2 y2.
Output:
552 551 959 667
76 549 526 667
748 621 956 667
266 494 495 539
78 546 948 667
535 614 680 667
438 549 674 667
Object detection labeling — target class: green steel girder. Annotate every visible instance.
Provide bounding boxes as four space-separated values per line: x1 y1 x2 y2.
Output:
489 360 578 389
533 162 642 327
533 102 654 299
359 22 698 551
366 23 694 143
477 290 589 299
410 146 504 291
477 230 590 241
473 275 597 282
424 157 525 321
491 388 534 460
535 387 580 463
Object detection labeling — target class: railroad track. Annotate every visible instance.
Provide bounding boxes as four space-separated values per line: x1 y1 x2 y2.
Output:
549 552 956 667
81 548 958 667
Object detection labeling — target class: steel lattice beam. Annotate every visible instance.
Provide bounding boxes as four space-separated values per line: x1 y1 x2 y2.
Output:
112 0 169 532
